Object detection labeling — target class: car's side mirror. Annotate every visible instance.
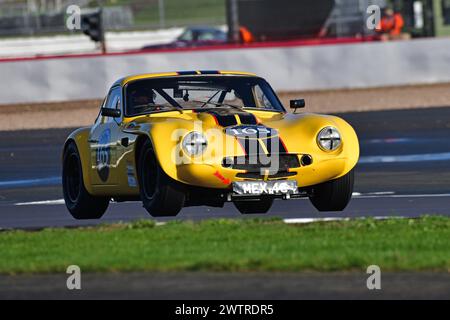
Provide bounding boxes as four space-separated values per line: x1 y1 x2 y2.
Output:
290 99 305 112
101 108 121 118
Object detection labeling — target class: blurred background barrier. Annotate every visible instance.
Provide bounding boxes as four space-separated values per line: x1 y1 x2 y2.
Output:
1 0 449 53
0 29 185 58
0 0 225 36
0 0 445 39
2 0 450 104
2 36 450 105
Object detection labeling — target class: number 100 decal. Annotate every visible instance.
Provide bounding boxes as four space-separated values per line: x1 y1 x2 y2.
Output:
96 129 111 182
225 125 277 138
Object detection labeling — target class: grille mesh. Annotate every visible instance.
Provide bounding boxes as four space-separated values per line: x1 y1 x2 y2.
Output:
223 154 300 172
236 171 297 180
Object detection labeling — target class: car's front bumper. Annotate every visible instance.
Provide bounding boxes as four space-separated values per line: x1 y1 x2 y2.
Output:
173 156 349 189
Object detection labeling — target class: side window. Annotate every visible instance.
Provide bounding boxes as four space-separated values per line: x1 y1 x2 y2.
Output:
101 87 121 123
105 87 121 110
179 30 193 41
254 85 274 109
198 31 215 41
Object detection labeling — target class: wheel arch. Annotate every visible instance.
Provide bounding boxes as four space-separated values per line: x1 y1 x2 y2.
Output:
278 113 360 180
62 127 94 194
131 123 183 183
134 134 154 177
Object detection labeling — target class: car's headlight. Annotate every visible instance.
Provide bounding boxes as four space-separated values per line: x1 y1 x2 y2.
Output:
317 126 341 151
182 131 208 156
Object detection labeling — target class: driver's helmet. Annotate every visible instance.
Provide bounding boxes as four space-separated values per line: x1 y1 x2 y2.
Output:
130 87 156 107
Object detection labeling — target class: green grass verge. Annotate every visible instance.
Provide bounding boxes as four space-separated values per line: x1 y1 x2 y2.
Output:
0 216 449 274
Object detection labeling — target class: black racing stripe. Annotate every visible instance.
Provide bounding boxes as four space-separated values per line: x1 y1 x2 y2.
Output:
236 137 251 156
200 70 220 74
258 140 269 156
236 137 268 157
236 137 247 155
193 109 237 127
260 137 272 154
194 107 257 127
238 113 258 125
278 137 288 153
208 111 237 127
260 136 288 154
260 137 274 154
177 71 198 75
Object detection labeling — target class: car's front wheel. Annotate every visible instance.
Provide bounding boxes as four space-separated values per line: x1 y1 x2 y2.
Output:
309 169 354 212
234 198 274 214
62 142 110 219
138 139 185 217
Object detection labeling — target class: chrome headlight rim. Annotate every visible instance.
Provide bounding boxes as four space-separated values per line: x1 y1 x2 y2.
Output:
182 131 208 157
317 126 342 152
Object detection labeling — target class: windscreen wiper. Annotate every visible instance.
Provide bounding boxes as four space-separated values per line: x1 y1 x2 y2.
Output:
193 100 243 111
133 104 183 114
199 90 221 108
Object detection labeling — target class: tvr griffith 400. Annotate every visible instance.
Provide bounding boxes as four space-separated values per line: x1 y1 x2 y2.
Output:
62 70 359 219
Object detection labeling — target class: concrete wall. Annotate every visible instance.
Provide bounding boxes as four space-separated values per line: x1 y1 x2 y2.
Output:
2 37 450 105
0 29 184 58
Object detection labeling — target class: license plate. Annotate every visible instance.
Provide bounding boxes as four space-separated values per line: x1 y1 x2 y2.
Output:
233 180 298 195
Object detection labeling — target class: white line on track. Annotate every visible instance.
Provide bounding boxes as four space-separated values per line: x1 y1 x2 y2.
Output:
359 152 450 164
15 199 65 206
352 191 395 196
1 149 449 188
12 192 450 207
353 193 450 199
0 176 61 188
283 216 406 224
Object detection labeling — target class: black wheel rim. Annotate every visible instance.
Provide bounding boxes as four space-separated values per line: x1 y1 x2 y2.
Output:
65 153 81 203
142 149 158 200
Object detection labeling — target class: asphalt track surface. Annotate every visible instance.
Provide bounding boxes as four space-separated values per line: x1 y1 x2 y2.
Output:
1 107 450 299
1 107 450 230
1 272 449 300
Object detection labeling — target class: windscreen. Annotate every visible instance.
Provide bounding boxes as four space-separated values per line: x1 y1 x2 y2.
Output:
125 76 284 116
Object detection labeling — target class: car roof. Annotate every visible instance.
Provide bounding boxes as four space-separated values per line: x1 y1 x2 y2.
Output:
114 70 258 87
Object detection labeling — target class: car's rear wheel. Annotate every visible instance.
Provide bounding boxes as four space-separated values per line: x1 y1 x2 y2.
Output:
234 198 274 214
138 139 185 217
309 169 354 212
62 142 110 219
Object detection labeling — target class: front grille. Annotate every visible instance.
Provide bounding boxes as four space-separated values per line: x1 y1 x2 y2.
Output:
236 171 297 180
222 154 300 172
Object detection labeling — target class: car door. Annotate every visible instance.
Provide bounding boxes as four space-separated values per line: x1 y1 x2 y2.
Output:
88 86 122 188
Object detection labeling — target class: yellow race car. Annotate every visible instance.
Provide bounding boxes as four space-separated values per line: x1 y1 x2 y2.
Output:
62 71 359 219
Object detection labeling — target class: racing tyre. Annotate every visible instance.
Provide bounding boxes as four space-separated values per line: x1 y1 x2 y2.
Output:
234 198 274 214
309 169 354 212
138 140 185 217
62 142 110 219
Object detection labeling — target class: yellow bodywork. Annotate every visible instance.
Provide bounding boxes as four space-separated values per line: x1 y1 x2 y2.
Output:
64 71 359 197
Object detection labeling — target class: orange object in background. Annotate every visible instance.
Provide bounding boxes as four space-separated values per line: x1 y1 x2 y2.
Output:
378 9 404 36
239 26 254 43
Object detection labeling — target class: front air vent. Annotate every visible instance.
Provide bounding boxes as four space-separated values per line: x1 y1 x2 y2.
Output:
222 154 300 172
